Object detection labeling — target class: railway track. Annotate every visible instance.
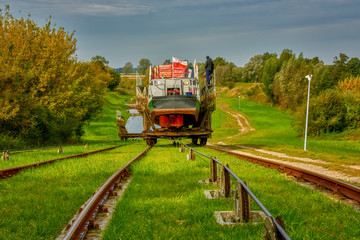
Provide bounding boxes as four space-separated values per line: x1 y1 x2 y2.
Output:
3 140 357 239
0 144 129 179
205 144 360 204
60 145 152 240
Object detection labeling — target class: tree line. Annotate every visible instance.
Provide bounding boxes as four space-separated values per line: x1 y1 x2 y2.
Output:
108 52 360 137
213 50 360 136
0 6 120 148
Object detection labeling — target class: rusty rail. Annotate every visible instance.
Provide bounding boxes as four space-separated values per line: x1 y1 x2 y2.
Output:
0 140 124 153
62 145 152 240
205 145 360 204
0 145 128 179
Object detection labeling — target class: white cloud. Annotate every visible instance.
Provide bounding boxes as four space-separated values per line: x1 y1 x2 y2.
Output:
7 0 155 16
66 2 155 16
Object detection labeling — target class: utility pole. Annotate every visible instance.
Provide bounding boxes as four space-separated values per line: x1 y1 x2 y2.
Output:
304 75 312 151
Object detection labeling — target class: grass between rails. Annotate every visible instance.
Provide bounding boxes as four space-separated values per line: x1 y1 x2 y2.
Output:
103 140 360 239
0 141 126 170
0 141 147 240
82 92 132 142
103 140 262 240
212 97 360 165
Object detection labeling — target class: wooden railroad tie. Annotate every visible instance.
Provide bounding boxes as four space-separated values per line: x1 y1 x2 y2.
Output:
263 215 287 240
220 164 231 198
210 157 218 184
203 163 231 198
179 144 185 153
199 156 218 185
234 181 251 223
1 150 11 160
214 180 266 225
57 146 64 153
187 148 195 160
213 179 288 240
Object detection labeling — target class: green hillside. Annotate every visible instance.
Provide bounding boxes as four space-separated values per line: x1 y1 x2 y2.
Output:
211 96 359 165
82 92 131 142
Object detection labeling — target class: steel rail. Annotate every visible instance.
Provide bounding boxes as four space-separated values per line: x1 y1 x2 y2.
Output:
181 142 291 240
205 145 360 203
223 164 290 240
0 140 125 152
181 142 219 161
0 144 129 179
62 146 152 240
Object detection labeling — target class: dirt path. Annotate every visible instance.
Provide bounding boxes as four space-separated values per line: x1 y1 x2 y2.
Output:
218 104 255 139
213 102 360 186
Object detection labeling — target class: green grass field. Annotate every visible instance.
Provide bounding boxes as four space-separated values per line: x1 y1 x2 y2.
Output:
82 92 131 142
0 142 121 170
0 141 147 240
211 97 360 165
1 91 359 239
103 140 360 239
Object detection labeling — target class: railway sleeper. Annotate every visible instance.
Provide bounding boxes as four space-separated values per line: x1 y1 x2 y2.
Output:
214 180 287 240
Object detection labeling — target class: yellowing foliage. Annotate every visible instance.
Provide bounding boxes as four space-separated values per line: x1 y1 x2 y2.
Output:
338 76 360 95
0 6 111 145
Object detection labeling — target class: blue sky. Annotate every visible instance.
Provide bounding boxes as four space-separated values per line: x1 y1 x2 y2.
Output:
2 0 360 68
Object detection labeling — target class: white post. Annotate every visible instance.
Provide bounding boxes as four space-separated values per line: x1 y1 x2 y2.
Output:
304 75 312 151
238 96 241 110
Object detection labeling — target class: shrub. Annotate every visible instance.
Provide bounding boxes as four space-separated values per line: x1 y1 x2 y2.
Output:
294 89 347 136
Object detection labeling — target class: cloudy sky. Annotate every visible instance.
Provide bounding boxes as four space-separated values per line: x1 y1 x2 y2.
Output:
2 0 360 68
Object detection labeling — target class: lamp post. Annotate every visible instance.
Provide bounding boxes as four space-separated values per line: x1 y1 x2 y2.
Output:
238 96 241 110
304 75 312 151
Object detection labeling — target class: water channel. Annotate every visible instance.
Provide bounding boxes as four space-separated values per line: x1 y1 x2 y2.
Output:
124 109 159 133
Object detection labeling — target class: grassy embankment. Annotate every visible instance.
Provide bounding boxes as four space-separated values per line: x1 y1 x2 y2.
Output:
211 96 360 170
103 140 360 239
0 92 131 170
0 141 148 240
0 91 140 239
82 91 132 142
0 142 120 170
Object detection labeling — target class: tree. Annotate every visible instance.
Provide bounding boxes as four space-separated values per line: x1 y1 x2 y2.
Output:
122 62 133 74
213 57 227 67
332 53 350 81
163 59 171 65
213 58 242 88
339 76 360 128
261 55 280 102
242 54 263 82
91 55 109 65
346 57 360 77
107 68 121 91
273 54 313 110
137 58 151 75
279 49 294 64
0 7 111 146
312 63 336 95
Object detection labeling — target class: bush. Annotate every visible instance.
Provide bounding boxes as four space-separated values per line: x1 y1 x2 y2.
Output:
294 89 347 136
339 76 360 128
0 133 27 150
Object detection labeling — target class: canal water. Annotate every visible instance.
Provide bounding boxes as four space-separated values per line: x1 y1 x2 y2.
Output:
125 109 159 133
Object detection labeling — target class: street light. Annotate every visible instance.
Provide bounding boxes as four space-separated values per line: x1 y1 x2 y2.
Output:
304 74 312 151
238 96 241 110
